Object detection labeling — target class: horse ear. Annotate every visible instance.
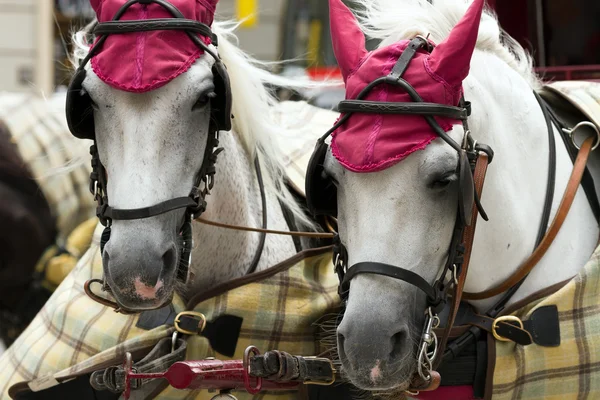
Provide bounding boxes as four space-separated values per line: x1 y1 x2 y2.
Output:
89 0 102 13
427 0 485 87
329 0 368 81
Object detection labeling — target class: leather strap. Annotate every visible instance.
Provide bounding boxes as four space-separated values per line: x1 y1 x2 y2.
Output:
341 262 442 306
433 153 489 369
94 19 216 41
462 136 595 300
389 36 429 80
195 217 336 239
249 350 335 383
337 101 469 119
102 197 198 220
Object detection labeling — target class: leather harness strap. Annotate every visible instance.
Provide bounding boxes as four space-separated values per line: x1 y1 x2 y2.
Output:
440 155 488 362
409 153 490 392
195 217 336 239
462 135 595 301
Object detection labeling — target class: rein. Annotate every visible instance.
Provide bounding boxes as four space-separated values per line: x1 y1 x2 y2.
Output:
195 218 336 239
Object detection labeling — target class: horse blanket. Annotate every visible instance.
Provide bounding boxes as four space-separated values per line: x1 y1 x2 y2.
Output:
0 92 96 240
491 242 600 399
0 221 341 399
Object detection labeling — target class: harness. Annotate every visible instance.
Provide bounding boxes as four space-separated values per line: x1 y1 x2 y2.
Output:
305 35 600 394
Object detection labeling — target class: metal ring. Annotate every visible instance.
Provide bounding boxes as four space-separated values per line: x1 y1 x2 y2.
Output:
562 121 600 151
492 315 523 342
243 346 262 394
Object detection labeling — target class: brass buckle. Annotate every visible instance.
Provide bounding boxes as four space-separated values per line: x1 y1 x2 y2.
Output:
303 357 337 386
492 315 523 342
174 311 207 335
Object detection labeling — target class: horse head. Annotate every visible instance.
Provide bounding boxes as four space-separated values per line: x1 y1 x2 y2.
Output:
307 0 599 392
67 0 230 311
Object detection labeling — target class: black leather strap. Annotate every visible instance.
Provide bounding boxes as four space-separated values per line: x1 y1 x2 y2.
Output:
249 350 335 383
94 18 216 42
389 37 431 80
337 101 469 119
102 197 198 220
341 262 440 304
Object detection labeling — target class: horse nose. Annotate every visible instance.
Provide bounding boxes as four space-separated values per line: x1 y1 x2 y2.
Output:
102 233 178 307
337 316 412 370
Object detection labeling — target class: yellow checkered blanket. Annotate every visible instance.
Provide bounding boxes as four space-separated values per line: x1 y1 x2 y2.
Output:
0 223 341 399
0 92 96 241
492 243 600 399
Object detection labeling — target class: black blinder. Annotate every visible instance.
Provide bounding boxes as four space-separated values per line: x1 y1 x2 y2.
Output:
458 151 475 226
211 62 232 132
306 140 338 217
66 69 96 140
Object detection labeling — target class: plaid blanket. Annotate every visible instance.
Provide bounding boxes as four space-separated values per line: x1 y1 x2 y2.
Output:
492 243 600 399
0 92 96 241
0 222 340 399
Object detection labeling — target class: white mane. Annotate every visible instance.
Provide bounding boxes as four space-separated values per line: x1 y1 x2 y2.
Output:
351 0 541 90
71 20 333 229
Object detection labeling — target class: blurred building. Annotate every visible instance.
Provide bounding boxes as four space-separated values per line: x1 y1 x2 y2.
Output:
0 0 598 94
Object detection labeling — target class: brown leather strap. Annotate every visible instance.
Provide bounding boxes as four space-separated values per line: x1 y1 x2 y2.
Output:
195 217 336 239
462 136 595 300
432 153 489 370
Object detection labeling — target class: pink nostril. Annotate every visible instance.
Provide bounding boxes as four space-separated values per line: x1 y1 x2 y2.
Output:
134 277 164 300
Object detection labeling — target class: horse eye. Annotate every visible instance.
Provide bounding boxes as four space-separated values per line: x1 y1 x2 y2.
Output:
429 172 457 190
192 91 216 110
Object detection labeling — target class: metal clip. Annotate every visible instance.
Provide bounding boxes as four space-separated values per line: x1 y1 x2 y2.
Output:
451 264 459 286
417 307 439 382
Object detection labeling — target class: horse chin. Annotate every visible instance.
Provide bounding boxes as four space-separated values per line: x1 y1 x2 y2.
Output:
103 272 177 312
341 357 416 392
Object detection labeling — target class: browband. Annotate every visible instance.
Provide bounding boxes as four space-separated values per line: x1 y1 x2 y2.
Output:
94 19 218 44
337 101 470 119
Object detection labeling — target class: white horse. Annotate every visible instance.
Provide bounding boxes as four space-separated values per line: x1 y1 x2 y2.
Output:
317 0 600 393
70 2 330 312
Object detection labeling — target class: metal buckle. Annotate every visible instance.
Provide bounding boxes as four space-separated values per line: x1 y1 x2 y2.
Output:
562 121 600 151
174 311 207 335
492 315 523 342
414 33 433 51
303 357 337 386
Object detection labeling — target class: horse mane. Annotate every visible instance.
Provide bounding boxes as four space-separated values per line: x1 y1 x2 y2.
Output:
70 20 331 229
351 0 541 90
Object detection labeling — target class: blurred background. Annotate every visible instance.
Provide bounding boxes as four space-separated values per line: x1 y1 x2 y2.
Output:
0 0 599 98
